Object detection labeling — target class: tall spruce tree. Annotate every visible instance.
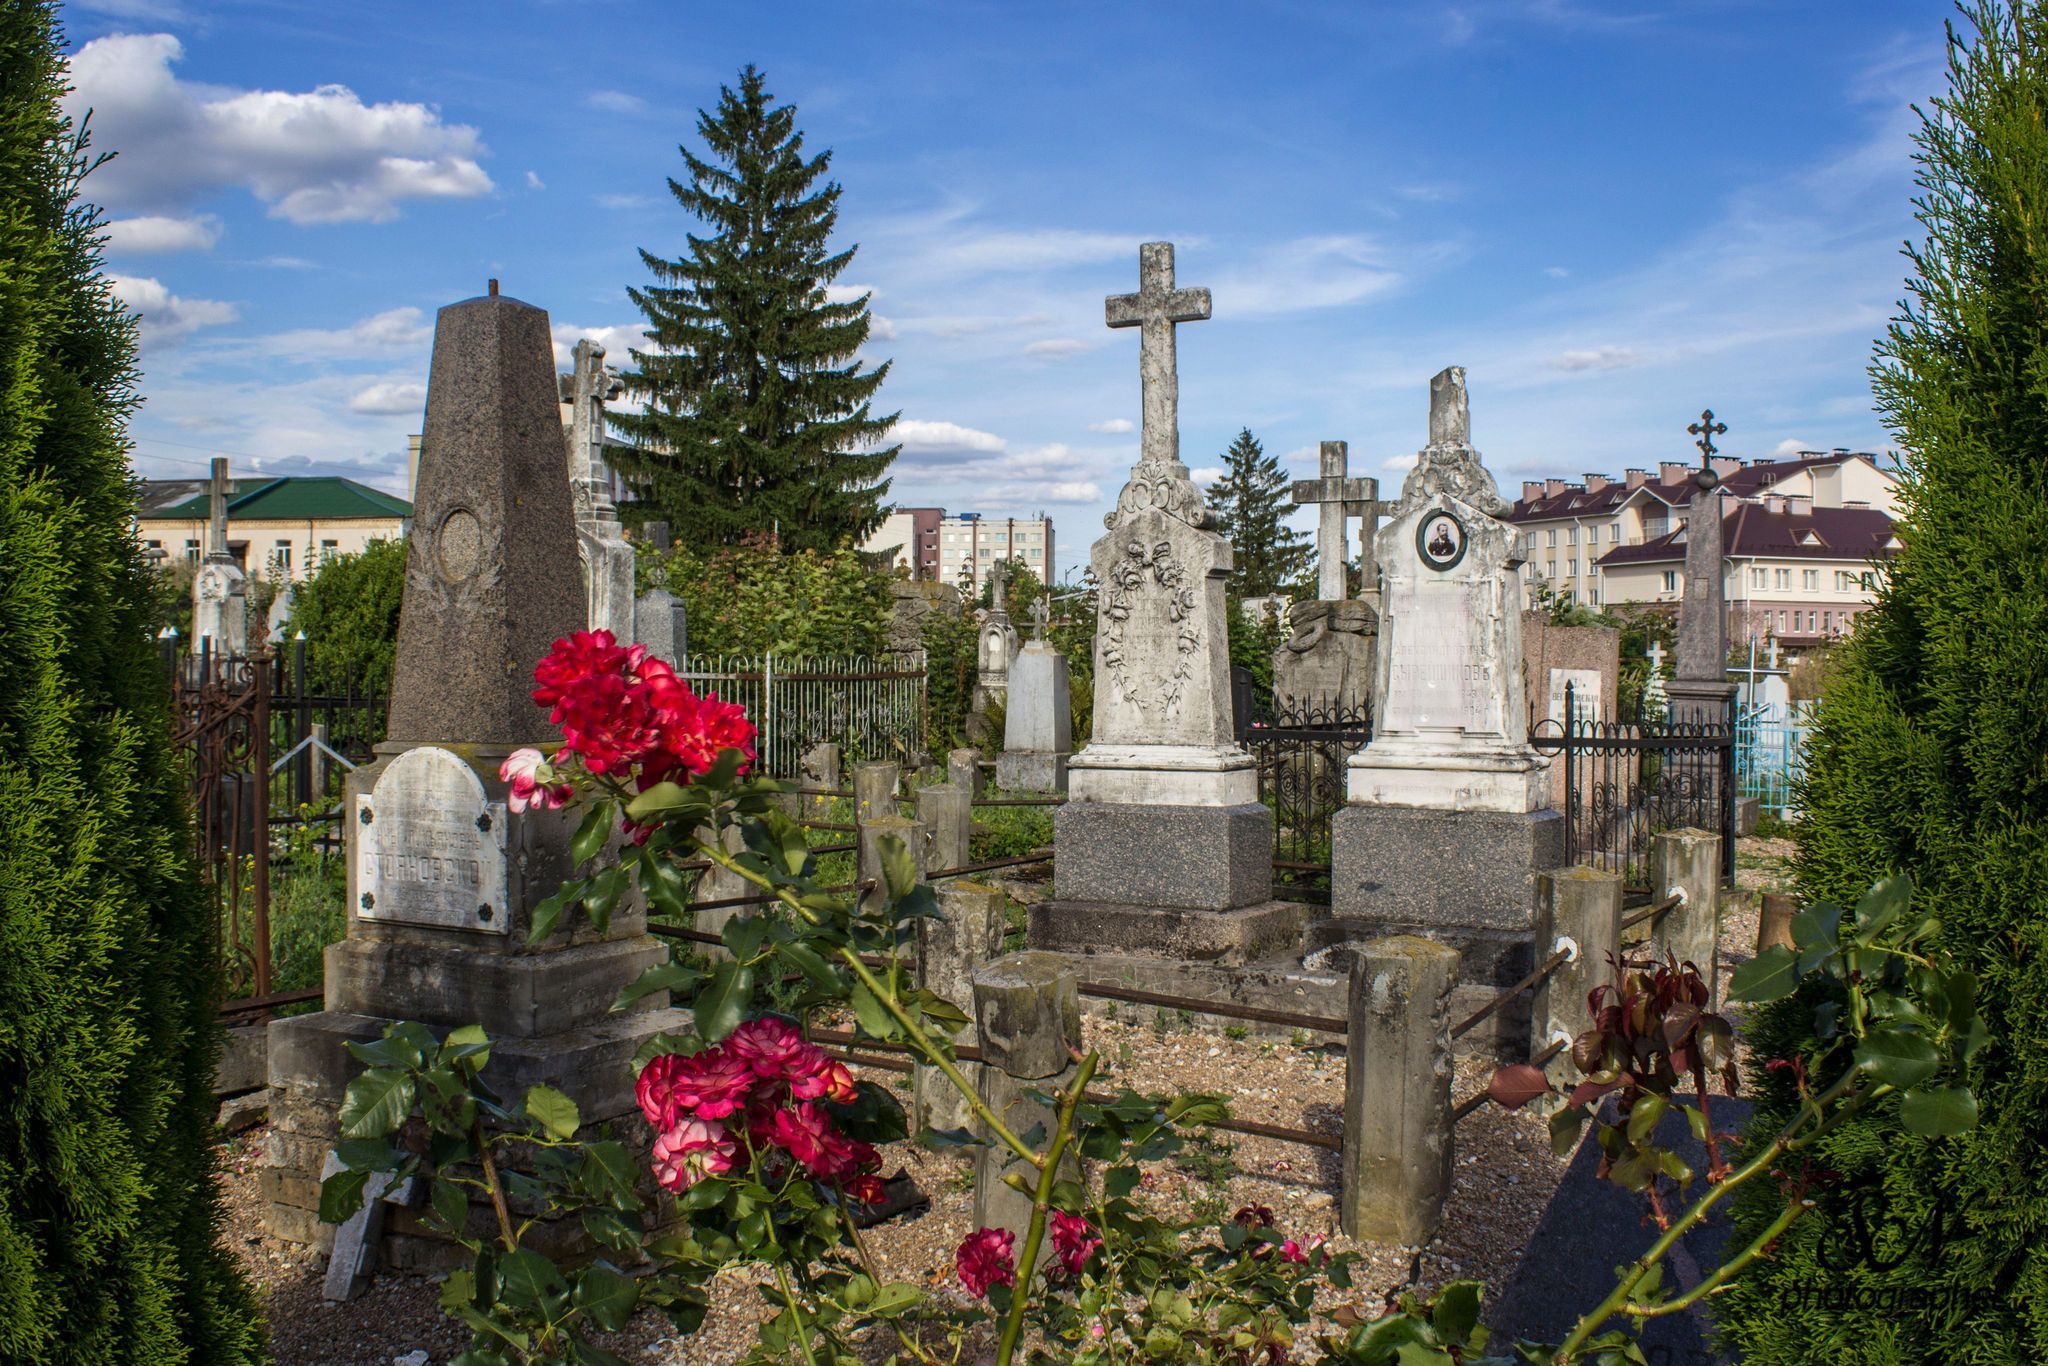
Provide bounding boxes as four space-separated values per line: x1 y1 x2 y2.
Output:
1204 428 1310 597
0 3 261 1358
612 66 897 554
1716 5 2048 1359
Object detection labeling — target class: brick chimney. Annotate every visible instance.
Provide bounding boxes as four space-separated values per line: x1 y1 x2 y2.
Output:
1521 480 1545 502
1625 468 1649 488
1711 456 1741 477
1544 478 1568 497
1659 461 1689 483
1763 494 1788 515
1583 472 1612 493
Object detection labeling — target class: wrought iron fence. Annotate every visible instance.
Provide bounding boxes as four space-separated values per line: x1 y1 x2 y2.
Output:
678 652 928 779
1736 705 1812 819
1232 668 1372 904
1533 681 1736 886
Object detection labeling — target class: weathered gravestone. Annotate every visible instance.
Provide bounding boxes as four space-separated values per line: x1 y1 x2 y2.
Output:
635 520 689 665
563 337 639 647
1035 243 1301 965
974 561 1020 709
191 456 249 658
998 599 1072 792
265 286 690 1269
1274 441 1380 716
1521 610 1620 809
1327 367 1562 1052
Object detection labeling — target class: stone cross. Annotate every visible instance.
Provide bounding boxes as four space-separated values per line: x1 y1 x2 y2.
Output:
1676 409 1728 683
567 338 623 523
1430 367 1472 446
1764 638 1781 670
1104 242 1211 469
1291 440 1377 603
1646 640 1667 675
206 456 231 557
1029 595 1050 642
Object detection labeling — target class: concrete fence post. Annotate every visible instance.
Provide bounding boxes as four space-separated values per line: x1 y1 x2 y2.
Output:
854 761 901 828
915 880 1007 1134
309 721 331 800
1341 935 1459 1246
802 742 843 820
1648 828 1723 1005
971 951 1081 1263
858 814 924 919
1758 890 1796 954
920 783 974 875
947 747 984 799
1529 867 1624 1111
691 822 751 957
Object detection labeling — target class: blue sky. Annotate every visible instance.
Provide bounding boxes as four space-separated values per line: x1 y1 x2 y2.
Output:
65 0 1947 581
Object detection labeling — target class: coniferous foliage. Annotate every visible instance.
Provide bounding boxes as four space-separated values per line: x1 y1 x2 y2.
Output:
613 66 898 554
0 3 262 1358
1717 6 2048 1359
1204 428 1310 597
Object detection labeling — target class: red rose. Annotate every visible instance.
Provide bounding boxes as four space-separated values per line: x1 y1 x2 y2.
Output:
956 1228 1016 1299
727 1017 813 1081
650 1118 735 1192
1049 1211 1102 1276
767 1102 837 1170
663 1047 757 1122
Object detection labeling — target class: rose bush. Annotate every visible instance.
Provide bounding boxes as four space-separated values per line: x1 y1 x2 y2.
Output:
323 630 1984 1365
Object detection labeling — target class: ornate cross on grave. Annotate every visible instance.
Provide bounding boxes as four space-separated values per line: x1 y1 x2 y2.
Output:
1029 595 1050 642
1765 637 1781 670
1677 407 1730 680
1105 242 1211 471
1687 408 1728 463
1291 440 1378 602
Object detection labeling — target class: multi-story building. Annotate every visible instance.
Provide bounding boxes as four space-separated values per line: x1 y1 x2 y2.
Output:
1504 450 1898 643
929 512 1056 595
863 507 945 579
136 476 412 580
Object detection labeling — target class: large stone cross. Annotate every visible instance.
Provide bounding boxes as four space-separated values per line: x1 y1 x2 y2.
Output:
206 456 231 558
1105 242 1210 469
1292 440 1379 602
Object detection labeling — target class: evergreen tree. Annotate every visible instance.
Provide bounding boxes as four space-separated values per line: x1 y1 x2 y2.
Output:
1717 6 2048 1359
1204 428 1310 597
0 3 261 1358
613 66 897 554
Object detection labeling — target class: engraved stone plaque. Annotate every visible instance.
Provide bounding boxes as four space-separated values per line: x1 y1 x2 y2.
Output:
354 746 509 935
1546 667 1604 726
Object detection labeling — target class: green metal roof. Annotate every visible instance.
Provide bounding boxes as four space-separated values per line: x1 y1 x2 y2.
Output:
138 476 412 522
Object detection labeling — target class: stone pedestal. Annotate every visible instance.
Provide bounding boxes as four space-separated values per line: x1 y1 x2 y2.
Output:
1273 600 1377 717
997 639 1071 793
192 555 248 658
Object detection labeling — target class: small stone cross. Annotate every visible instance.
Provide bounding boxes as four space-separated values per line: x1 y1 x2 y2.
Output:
1646 640 1667 675
206 456 231 558
1105 242 1211 469
1291 440 1377 602
1028 596 1050 642
1764 637 1781 670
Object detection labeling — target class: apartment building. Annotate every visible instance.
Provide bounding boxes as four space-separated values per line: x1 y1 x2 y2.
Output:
136 476 412 580
934 513 1056 595
864 507 945 579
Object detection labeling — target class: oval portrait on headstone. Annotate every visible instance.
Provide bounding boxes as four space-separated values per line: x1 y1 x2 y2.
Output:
1416 508 1468 572
436 507 484 582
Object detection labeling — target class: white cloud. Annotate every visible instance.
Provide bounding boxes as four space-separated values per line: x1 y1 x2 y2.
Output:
866 315 899 341
110 274 237 344
826 283 878 304
1087 418 1134 434
924 227 1139 275
596 193 655 210
1394 183 1457 203
1023 338 1091 358
64 34 492 225
103 213 221 253
525 170 545 190
549 323 653 369
75 0 187 17
1212 235 1407 316
263 306 431 362
348 380 426 415
587 90 647 115
890 419 1006 454
1037 481 1102 503
1771 438 1814 457
1188 466 1225 485
1382 451 1420 472
1544 265 1571 279
1550 345 1643 373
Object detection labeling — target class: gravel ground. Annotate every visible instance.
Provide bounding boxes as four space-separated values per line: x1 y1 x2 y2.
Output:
227 838 1798 1365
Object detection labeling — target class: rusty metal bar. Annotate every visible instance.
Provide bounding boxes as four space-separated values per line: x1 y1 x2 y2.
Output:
674 879 869 914
250 652 273 1000
809 1028 983 1064
821 1047 914 1076
1451 1038 1567 1123
1449 947 1573 1041
968 796 1066 808
220 985 323 1016
1077 981 1347 1035
927 850 1053 879
1620 890 1683 932
790 787 855 799
799 821 858 833
809 842 858 855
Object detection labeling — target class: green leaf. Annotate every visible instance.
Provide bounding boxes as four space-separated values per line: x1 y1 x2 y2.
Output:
625 782 689 823
570 801 615 866
1549 1104 1589 1158
582 866 628 937
638 851 691 917
580 1206 643 1252
703 747 746 790
1900 1085 1978 1136
1855 1028 1940 1090
1851 875 1912 943
1729 945 1800 1003
694 960 754 1042
572 1263 639 1331
528 885 573 945
866 1282 924 1318
1626 1094 1668 1144
1792 903 1842 973
1430 1280 1483 1346
428 1178 470 1237
338 1068 415 1140
849 980 900 1041
778 940 840 991
319 1167 371 1224
631 1030 697 1076
496 1248 568 1313
524 1084 581 1141
919 1126 980 1149
878 834 918 900
439 1023 493 1070
1105 1165 1142 1199
612 959 704 1012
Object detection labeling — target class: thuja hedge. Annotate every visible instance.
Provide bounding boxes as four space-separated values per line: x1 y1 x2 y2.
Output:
0 3 262 1358
1716 4 2048 1359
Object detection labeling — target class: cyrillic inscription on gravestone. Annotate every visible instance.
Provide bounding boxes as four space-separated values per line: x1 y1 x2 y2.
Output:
353 746 509 935
1380 581 1490 731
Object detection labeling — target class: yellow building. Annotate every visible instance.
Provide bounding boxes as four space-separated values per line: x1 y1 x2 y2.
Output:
136 476 412 580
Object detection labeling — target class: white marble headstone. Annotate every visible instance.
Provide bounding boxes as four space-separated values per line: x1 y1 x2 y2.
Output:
353 746 509 935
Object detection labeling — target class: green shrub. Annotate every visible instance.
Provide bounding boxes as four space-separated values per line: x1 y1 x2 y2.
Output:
280 534 406 699
0 5 262 1356
642 533 891 659
1716 7 2048 1360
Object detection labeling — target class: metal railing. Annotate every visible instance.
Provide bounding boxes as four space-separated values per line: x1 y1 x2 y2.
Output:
677 652 927 779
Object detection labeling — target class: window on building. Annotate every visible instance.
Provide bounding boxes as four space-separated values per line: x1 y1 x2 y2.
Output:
184 538 200 562
273 539 293 571
1589 586 1601 605
1545 560 1556 578
1567 557 1577 577
1546 529 1558 548
1823 611 1833 632
320 538 338 560
1028 548 1041 559
146 538 163 552
1662 570 1678 593
1802 569 1819 591
1567 526 1578 545
1777 610 1788 631
978 548 991 559
1751 568 1767 589
1610 525 1621 543
1775 568 1791 589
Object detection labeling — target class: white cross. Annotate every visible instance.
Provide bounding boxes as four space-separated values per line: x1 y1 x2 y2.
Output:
1647 640 1667 674
1291 440 1377 601
1105 243 1211 468
1765 637 1782 670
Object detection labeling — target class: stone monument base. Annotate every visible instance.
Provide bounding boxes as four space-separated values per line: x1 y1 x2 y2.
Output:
322 935 668 1038
1052 799 1274 911
263 1000 689 1265
1036 944 1344 1041
996 749 1068 793
1030 897 1306 966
